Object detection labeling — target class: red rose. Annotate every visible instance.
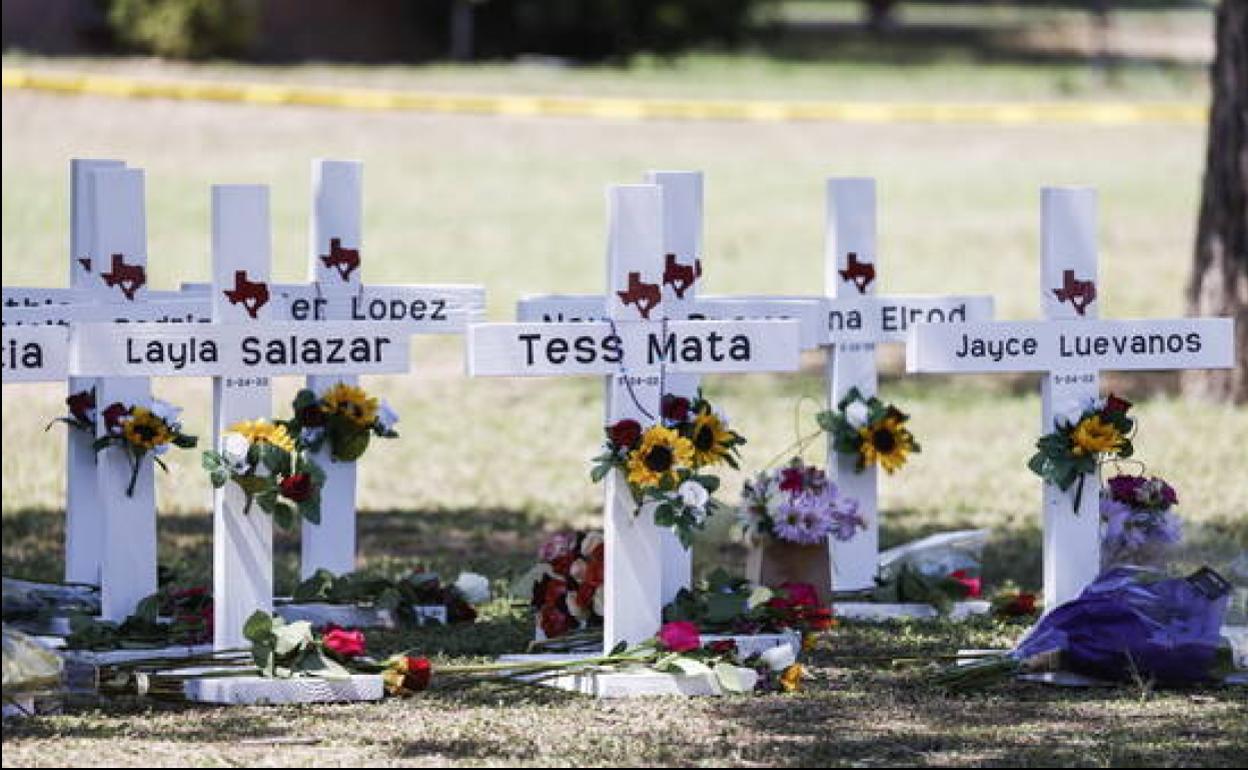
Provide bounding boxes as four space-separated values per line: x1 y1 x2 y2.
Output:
101 402 129 433
657 621 701 652
661 395 690 423
997 592 1038 618
279 473 314 503
773 582 819 609
778 467 806 495
948 570 983 599
575 582 599 615
1104 394 1132 415
608 419 642 449
540 605 573 638
67 390 95 422
707 639 738 656
802 607 836 631
583 553 605 588
404 656 432 691
539 576 567 607
322 625 366 658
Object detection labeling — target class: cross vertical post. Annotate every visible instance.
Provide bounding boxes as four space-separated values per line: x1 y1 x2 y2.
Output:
211 185 274 650
301 159 364 578
825 179 880 593
647 170 703 605
91 167 158 622
1040 187 1102 606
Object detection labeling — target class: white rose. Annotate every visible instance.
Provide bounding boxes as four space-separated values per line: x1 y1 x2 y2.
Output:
678 480 710 511
453 572 491 605
845 400 870 428
377 400 400 432
759 643 796 672
147 398 181 426
220 432 252 472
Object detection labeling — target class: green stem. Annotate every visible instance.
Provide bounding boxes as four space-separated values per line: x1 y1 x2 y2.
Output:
125 451 143 497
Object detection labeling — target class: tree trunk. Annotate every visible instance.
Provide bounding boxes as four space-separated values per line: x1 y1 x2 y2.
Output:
1186 0 1248 404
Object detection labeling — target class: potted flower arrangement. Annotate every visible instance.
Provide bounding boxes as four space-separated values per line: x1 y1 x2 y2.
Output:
1100 473 1182 569
201 419 325 529
591 393 743 547
738 458 865 605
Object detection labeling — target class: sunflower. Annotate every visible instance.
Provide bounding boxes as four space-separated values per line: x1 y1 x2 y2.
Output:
321 383 379 429
1070 415 1124 456
626 425 694 488
857 416 915 473
122 407 172 452
687 406 734 467
230 419 297 454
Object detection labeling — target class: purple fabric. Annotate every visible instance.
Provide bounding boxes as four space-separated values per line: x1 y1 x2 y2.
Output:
1013 567 1228 685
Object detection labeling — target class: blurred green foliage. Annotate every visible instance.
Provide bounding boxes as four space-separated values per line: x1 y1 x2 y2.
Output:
108 0 257 59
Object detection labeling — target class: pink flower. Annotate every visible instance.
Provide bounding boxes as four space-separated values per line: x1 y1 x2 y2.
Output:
539 531 577 563
656 621 701 652
948 570 982 599
322 624 366 658
778 466 806 495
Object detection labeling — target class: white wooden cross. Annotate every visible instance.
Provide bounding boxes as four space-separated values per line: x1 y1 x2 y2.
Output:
179 159 485 581
521 176 996 603
907 187 1235 608
1 162 209 621
518 171 820 605
69 184 412 649
469 183 803 650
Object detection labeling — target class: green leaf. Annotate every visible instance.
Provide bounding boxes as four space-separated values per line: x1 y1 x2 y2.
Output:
173 434 198 449
242 610 273 644
273 500 297 530
298 498 322 526
331 427 371 462
590 463 612 484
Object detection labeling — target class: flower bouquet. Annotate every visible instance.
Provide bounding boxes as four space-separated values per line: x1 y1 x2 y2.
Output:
592 393 744 547
663 570 836 637
281 383 398 462
816 387 920 474
1028 393 1134 511
1100 473 1182 569
523 531 606 640
201 419 325 528
290 568 487 626
738 458 864 605
84 397 198 496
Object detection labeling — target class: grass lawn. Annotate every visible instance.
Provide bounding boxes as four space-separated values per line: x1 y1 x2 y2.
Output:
2 19 1246 767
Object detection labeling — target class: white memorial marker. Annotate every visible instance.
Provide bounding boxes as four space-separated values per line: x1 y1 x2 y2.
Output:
471 183 803 652
2 161 209 606
295 159 485 581
907 187 1235 608
519 171 821 604
523 176 995 616
69 184 412 656
2 165 213 628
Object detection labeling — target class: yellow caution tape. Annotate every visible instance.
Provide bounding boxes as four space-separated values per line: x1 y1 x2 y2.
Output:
1 67 1207 126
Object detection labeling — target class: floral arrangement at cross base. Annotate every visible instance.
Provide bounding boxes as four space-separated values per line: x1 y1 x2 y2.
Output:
1028 393 1134 512
281 383 398 463
592 392 744 547
290 568 488 626
98 615 814 701
739 458 865 546
663 571 835 638
66 584 212 650
72 397 198 496
816 387 920 474
1100 473 1181 569
738 459 864 605
522 531 605 640
201 419 325 528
